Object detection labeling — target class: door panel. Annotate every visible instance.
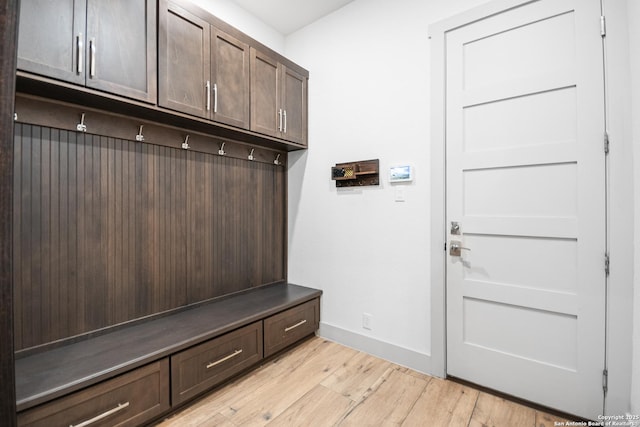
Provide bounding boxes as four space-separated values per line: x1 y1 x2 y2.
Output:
283 66 307 145
445 0 605 419
17 0 86 85
211 28 250 128
159 1 210 118
86 0 157 103
250 48 280 138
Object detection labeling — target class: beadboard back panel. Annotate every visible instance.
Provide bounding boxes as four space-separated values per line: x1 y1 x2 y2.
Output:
13 124 286 351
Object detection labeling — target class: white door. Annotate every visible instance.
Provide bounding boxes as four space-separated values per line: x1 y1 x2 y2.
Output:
445 0 606 419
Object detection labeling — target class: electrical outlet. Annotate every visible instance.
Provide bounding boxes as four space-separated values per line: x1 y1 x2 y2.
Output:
362 313 373 330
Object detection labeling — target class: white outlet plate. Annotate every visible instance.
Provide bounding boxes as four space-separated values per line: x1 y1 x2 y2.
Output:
362 313 373 330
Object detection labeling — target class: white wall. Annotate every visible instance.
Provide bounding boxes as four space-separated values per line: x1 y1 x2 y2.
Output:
189 0 285 53
628 0 640 418
284 0 488 372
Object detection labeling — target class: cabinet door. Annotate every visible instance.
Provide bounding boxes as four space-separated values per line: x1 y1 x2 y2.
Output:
85 0 157 103
211 28 250 129
17 0 86 85
250 47 281 138
282 66 307 145
159 0 210 118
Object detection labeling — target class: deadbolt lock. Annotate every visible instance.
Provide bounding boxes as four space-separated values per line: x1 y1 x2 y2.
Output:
451 221 460 235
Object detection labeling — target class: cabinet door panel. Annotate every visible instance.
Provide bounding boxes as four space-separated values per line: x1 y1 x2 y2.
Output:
264 299 319 357
86 0 157 103
159 1 210 118
250 48 280 138
283 66 307 145
17 0 86 85
17 360 170 427
211 28 250 129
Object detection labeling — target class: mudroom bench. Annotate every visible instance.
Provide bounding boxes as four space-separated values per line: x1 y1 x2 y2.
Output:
15 282 321 426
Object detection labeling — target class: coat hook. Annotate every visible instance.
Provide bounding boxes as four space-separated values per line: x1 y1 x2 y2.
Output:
182 135 190 150
274 154 281 165
218 142 226 156
76 113 87 132
135 125 145 142
248 148 255 161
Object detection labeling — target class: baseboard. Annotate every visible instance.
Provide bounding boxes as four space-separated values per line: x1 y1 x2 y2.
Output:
318 322 432 375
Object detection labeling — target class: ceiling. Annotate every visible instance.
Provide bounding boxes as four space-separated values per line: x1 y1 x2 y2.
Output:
227 0 355 35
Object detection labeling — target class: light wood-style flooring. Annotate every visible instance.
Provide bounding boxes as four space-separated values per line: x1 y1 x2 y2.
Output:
155 336 572 426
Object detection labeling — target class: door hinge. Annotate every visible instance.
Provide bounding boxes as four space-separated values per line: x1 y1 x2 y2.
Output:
604 131 610 154
444 242 447 251
600 15 606 37
603 369 608 394
605 253 610 276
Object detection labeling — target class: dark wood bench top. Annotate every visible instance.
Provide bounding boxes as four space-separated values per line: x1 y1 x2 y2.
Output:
15 282 322 412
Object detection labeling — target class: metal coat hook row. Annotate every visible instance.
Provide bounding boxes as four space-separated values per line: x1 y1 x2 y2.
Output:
274 154 281 165
135 125 145 142
248 149 255 161
76 113 87 132
218 142 226 156
182 135 190 150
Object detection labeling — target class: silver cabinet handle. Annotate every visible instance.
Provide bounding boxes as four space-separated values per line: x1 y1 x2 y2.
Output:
89 38 96 78
77 33 83 74
69 402 130 427
206 349 243 369
206 81 211 111
283 110 287 133
284 319 307 332
278 109 283 132
213 83 218 113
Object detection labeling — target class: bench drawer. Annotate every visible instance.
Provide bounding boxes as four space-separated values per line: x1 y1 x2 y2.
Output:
171 321 263 405
264 298 319 357
18 360 170 427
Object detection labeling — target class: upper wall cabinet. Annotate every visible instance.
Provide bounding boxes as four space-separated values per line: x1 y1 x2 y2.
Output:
159 1 251 129
17 0 157 104
250 48 307 145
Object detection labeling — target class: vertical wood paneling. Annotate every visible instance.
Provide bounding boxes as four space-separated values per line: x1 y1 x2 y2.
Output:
14 124 285 350
0 3 18 422
13 124 23 351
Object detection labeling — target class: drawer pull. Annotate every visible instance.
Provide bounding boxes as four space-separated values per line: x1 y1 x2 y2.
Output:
284 319 307 332
207 349 243 369
70 402 130 427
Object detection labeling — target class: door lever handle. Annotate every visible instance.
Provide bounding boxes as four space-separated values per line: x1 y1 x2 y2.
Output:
449 240 470 257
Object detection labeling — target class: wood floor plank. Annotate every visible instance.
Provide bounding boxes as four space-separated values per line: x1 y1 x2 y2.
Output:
220 340 348 426
321 350 393 401
263 337 338 379
469 392 536 427
154 337 574 427
267 385 354 427
401 377 478 427
338 368 429 426
536 411 571 427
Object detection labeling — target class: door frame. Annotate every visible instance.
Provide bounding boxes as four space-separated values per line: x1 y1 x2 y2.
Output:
428 0 634 415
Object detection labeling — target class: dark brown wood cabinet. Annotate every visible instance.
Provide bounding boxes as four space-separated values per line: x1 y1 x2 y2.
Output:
250 48 308 145
264 299 319 357
171 321 263 405
211 28 251 128
17 360 170 427
159 0 250 128
17 0 157 103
